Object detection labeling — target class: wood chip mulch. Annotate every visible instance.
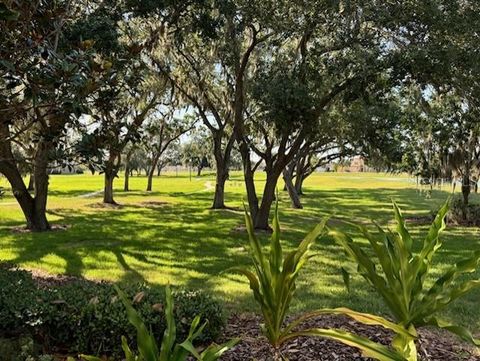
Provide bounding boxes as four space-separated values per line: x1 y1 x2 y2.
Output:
219 313 479 361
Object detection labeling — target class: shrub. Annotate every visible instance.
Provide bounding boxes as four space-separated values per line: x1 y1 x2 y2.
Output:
443 197 480 226
39 282 225 356
0 266 225 357
0 265 42 335
80 285 238 361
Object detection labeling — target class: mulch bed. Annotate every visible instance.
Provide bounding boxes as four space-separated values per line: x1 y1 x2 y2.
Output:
219 313 479 361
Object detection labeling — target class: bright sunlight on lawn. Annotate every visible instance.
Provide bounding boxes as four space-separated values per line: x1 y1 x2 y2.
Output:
1 172 479 331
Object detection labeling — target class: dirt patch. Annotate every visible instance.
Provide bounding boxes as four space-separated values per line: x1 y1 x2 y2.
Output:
30 269 97 289
87 202 124 209
220 313 478 361
405 215 434 226
137 201 169 207
10 224 70 234
231 224 273 235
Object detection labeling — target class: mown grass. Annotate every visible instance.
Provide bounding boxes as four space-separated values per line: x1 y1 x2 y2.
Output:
0 171 479 333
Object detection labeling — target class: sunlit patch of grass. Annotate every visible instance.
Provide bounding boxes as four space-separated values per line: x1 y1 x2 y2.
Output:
0 171 479 332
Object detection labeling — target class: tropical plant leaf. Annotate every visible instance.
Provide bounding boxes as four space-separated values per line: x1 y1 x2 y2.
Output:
115 285 159 361
159 285 177 361
122 335 137 361
290 328 407 361
424 317 480 346
282 308 415 339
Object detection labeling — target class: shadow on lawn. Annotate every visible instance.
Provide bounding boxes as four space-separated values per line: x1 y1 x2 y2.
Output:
2 185 480 327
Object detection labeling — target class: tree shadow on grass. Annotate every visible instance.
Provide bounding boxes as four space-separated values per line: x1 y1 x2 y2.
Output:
2 185 480 330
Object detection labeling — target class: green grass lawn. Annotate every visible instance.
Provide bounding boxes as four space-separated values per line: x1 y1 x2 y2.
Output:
0 171 479 333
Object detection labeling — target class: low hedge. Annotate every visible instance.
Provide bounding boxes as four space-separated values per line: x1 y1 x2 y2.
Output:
0 266 225 357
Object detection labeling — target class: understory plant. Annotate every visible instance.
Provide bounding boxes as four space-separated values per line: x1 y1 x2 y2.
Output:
228 202 328 349
231 203 416 360
330 199 480 360
80 285 238 361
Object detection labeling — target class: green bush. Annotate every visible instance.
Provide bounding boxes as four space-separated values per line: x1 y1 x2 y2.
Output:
81 285 238 361
0 265 42 335
0 266 225 357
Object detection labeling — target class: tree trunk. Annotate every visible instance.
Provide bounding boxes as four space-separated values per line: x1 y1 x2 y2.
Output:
211 133 234 209
212 163 229 209
104 172 116 204
28 173 35 191
32 141 51 230
462 175 470 206
146 153 160 192
238 140 259 218
294 175 304 195
124 153 131 192
283 169 302 209
197 166 202 177
0 122 51 231
254 172 280 230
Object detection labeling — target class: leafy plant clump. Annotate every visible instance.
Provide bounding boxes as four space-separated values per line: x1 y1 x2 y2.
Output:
0 266 225 357
228 202 328 348
80 285 238 361
229 203 414 360
443 197 480 226
331 199 480 360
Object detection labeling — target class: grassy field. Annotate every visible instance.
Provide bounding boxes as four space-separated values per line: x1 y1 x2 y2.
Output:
0 171 479 332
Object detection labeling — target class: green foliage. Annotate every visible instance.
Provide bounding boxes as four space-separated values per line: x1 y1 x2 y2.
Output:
331 199 480 359
0 265 42 334
0 3 19 21
0 266 225 357
81 285 238 361
228 202 327 347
